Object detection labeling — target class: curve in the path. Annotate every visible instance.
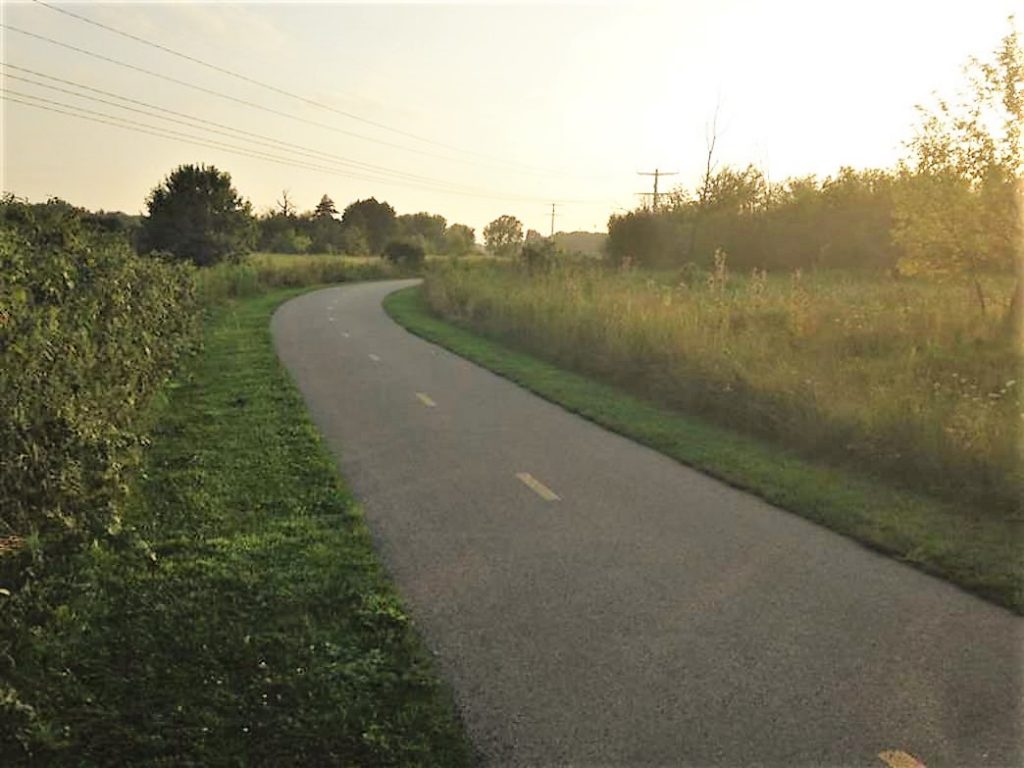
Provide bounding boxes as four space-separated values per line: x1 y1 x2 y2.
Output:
272 280 1022 767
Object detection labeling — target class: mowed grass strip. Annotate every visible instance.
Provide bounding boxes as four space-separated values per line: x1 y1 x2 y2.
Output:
12 288 472 765
384 285 1023 614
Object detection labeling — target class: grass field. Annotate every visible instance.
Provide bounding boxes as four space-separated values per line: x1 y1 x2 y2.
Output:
422 261 1021 516
385 277 1023 613
4 289 472 765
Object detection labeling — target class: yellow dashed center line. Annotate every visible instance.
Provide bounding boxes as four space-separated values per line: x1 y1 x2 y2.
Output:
878 750 926 768
516 472 560 501
415 392 437 408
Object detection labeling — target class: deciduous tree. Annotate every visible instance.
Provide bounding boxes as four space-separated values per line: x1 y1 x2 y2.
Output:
341 198 396 254
140 164 255 266
892 19 1022 332
483 214 523 257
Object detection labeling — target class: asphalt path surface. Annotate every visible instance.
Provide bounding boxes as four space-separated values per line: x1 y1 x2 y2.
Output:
272 280 1022 767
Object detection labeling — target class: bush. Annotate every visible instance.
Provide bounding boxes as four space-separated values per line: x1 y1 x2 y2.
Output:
520 238 557 274
383 237 426 268
139 164 256 266
0 197 200 562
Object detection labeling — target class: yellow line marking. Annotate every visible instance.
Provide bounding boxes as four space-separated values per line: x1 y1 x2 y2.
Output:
878 750 926 768
516 472 560 501
415 392 437 408
368 353 381 362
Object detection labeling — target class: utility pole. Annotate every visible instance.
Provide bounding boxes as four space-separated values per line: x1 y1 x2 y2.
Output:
549 202 557 237
637 168 678 211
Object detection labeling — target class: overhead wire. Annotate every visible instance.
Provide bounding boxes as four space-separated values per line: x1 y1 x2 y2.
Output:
0 65 537 195
1 90 555 203
2 10 621 213
7 12 573 179
30 0 539 167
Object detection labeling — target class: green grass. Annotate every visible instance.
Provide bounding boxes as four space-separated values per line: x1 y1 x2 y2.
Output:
385 285 1023 614
419 263 1021 517
5 288 473 765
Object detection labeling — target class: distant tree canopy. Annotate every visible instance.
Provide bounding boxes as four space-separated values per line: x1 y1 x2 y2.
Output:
383 236 426 268
444 223 476 255
342 198 396 255
892 19 1021 326
606 165 902 272
313 194 338 219
397 212 446 253
140 164 255 266
483 215 524 257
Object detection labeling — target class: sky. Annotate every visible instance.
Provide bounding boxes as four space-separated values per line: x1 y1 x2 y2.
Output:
1 0 1020 236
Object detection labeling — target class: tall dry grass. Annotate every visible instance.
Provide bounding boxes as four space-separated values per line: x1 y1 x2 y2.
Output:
424 259 1022 514
196 252 411 304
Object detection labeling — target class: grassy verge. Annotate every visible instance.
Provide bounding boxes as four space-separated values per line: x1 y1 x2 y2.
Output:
384 285 1023 614
6 288 472 765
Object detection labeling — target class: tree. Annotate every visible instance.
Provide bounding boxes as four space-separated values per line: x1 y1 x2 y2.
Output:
314 194 338 219
444 223 475 255
893 18 1022 330
276 189 296 217
397 212 446 253
140 164 255 266
483 214 524 257
341 198 396 254
383 237 426 268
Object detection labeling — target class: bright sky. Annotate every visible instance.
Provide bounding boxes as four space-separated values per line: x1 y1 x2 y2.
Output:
1 0 1020 235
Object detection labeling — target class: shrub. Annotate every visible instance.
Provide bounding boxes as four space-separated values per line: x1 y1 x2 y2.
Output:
0 197 200 564
520 238 556 274
139 164 256 266
383 237 426 268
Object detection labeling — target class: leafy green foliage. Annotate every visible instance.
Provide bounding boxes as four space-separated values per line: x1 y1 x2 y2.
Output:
383 237 427 268
893 20 1022 321
0 196 200 750
607 166 900 271
421 261 1022 518
519 237 557 273
341 198 397 255
0 196 199 551
443 223 476 255
2 291 471 764
482 214 523 257
140 164 257 266
397 212 447 253
386 284 1024 613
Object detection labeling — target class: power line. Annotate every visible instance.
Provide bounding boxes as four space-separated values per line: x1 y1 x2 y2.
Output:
0 90 551 203
30 0 461 152
636 168 678 212
0 65 529 196
0 23 552 177
21 4 570 178
2 70 608 206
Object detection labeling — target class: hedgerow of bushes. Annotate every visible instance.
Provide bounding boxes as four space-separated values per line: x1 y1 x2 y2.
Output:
0 197 200 740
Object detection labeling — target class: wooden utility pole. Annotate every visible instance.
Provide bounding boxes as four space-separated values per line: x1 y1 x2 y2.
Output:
637 168 678 211
549 202 557 237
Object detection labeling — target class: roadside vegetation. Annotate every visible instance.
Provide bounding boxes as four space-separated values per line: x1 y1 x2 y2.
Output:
422 262 1020 516
0 192 470 762
389 25 1023 611
387 280 1022 612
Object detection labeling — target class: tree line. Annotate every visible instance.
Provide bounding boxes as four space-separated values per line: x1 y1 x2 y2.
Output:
256 191 476 258
606 21 1022 332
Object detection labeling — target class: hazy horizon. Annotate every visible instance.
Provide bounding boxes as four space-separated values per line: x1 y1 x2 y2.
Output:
2 0 1019 234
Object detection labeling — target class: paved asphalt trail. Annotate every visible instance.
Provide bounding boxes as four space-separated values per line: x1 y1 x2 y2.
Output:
272 281 1022 767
